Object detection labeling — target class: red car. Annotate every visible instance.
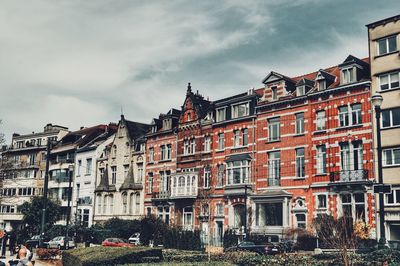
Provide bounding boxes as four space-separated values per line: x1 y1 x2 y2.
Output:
102 238 134 247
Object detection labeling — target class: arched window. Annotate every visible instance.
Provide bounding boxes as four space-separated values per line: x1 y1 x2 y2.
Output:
122 192 127 214
135 193 140 214
129 193 134 214
233 204 246 228
103 195 107 214
125 142 130 155
112 145 117 157
96 194 102 214
109 194 114 214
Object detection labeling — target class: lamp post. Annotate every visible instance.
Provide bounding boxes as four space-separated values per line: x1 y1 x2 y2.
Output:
65 164 74 249
371 93 386 246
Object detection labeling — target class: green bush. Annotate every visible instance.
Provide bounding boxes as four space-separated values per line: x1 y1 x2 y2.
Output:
223 229 238 249
364 249 400 265
62 246 163 266
140 216 168 246
163 228 202 251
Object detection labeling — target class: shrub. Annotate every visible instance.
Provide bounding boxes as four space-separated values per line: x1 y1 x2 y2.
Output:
364 249 400 265
62 246 163 266
140 216 168 246
163 228 202 251
223 229 238 249
36 248 61 259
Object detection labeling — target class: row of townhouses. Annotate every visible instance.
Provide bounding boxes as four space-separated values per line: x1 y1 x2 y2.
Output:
0 15 399 244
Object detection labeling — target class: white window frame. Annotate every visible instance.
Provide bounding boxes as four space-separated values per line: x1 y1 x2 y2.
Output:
204 136 211 152
379 71 400 91
377 35 397 56
386 188 400 205
296 85 305 96
341 67 356 84
295 113 305 134
315 193 328 210
268 117 280 141
183 206 193 229
382 108 400 128
242 128 248 146
316 111 326 131
218 133 225 150
149 147 154 162
203 167 211 188
111 166 117 184
268 151 280 182
232 102 250 119
271 86 278 100
295 148 305 178
383 147 400 166
316 145 327 174
226 160 250 185
233 130 240 148
216 107 226 122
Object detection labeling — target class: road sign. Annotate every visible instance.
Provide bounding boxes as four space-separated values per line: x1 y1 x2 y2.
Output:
373 184 392 194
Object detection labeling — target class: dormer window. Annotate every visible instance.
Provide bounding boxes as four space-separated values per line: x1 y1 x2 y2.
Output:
317 80 326 91
232 102 249 119
216 108 226 122
187 112 191 121
341 67 356 84
163 119 171 130
271 86 278 100
296 85 305 96
151 126 157 133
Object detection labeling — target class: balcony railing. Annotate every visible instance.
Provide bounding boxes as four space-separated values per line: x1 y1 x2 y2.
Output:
152 190 170 200
330 170 369 183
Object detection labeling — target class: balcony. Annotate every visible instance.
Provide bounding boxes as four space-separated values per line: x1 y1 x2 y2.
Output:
170 173 198 199
224 183 251 196
329 170 369 183
152 190 170 200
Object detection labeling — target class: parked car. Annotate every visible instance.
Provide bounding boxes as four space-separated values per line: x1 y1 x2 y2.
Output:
226 241 282 255
128 233 141 245
47 236 75 250
25 235 41 249
102 238 134 247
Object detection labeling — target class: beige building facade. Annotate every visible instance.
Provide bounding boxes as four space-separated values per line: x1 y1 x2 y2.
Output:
367 14 400 241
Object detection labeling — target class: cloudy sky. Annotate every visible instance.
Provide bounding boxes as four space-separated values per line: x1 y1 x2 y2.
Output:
0 0 398 141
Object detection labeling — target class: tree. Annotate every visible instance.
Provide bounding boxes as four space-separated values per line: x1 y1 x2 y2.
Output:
19 196 62 236
140 215 167 246
313 214 369 266
103 217 141 239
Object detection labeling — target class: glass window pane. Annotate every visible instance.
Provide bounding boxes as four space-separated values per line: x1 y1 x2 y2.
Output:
393 149 400 165
396 190 400 203
393 109 400 126
355 193 364 203
390 73 399 89
380 74 389 90
384 150 393 165
382 110 391 127
388 36 397 53
378 39 387 55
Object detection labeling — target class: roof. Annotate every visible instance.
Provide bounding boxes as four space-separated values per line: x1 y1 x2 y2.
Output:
184 83 211 119
121 116 151 141
366 14 400 28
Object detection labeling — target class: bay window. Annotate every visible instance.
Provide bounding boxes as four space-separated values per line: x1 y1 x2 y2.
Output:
226 160 250 185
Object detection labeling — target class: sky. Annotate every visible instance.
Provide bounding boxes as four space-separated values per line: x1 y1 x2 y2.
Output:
0 0 398 142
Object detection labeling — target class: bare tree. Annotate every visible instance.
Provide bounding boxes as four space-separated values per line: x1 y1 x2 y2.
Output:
313 214 368 266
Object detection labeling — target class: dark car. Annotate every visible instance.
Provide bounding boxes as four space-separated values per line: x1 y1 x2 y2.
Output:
226 241 282 255
25 235 41 249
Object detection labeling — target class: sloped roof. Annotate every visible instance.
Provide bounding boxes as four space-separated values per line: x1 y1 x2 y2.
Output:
122 116 151 141
95 167 116 192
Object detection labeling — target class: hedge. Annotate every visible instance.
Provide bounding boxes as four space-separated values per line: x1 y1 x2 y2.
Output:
62 246 162 266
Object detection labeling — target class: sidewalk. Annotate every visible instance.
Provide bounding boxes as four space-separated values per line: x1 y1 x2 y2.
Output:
0 251 52 266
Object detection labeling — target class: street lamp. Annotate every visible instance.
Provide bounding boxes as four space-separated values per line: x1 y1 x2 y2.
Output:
65 164 74 248
371 93 386 246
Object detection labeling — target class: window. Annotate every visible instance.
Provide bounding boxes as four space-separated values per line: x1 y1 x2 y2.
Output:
255 202 283 226
377 35 397 56
160 171 170 192
149 147 154 162
316 111 326 130
233 204 246 228
109 194 114 214
96 194 102 214
340 141 363 171
268 151 280 185
124 165 129 178
339 104 362 127
103 195 107 214
341 193 365 220
129 193 134 214
296 214 306 229
379 71 400 91
386 189 400 205
216 203 224 216
316 194 327 209
339 106 349 127
382 108 400 128
183 206 193 229
86 158 92 175
226 160 250 185
341 67 356 84
383 147 400 166
112 145 117 158
271 86 278 100
203 167 211 188
268 117 280 141
217 164 224 187
232 102 249 118
122 193 128 213
216 108 226 122
161 144 172 160
317 80 326 91
137 163 144 182
77 160 82 176
111 166 117 184
183 138 195 155
204 136 211 152
135 194 140 214
218 133 225 150
297 86 305 96
296 148 305 178
233 130 240 147
316 145 327 174
157 206 170 225
148 173 153 193
163 118 171 130
295 113 305 134
99 168 104 180
242 129 248 146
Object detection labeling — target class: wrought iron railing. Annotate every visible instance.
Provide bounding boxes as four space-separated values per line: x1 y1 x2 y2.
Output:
329 170 369 182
